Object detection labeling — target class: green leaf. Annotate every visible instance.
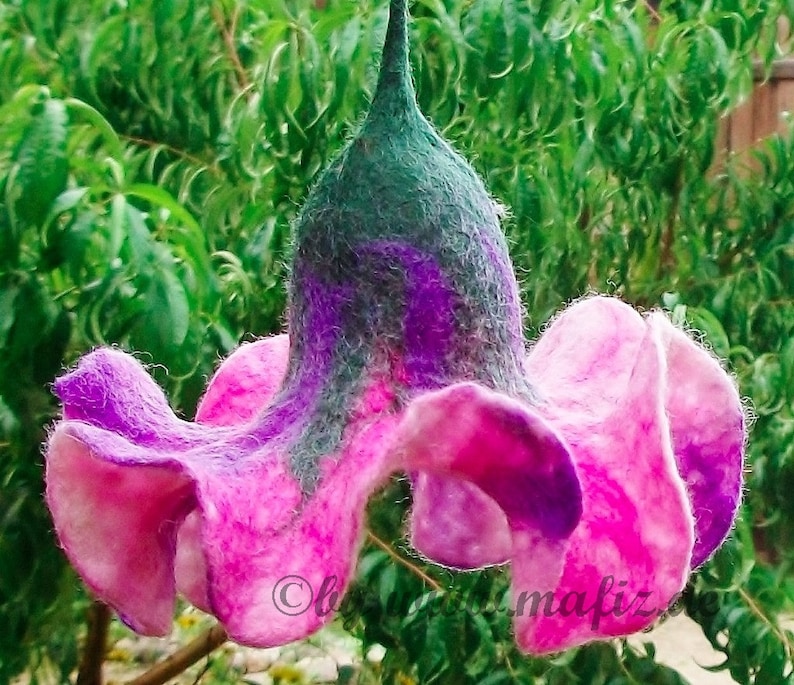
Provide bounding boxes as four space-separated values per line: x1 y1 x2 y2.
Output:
125 182 202 233
687 306 731 360
64 98 124 159
0 281 19 353
108 193 127 261
11 98 69 228
148 256 191 350
44 187 89 225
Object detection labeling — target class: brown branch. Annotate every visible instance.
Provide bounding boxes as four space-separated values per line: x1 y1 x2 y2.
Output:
76 601 112 685
120 533 435 685
123 624 228 685
738 587 793 665
119 134 221 175
211 4 252 93
366 530 443 592
643 0 661 23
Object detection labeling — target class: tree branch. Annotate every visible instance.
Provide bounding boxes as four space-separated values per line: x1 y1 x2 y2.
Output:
738 587 793 665
120 533 435 685
120 134 222 175
123 624 228 685
76 601 112 685
211 4 252 93
366 529 443 592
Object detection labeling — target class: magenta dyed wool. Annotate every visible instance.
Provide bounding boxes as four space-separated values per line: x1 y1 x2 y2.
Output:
44 0 745 656
46 296 744 654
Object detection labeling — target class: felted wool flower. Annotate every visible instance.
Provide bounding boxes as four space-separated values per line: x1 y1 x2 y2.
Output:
44 0 745 656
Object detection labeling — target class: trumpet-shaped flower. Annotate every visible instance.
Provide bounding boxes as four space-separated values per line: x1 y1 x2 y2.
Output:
44 0 744 655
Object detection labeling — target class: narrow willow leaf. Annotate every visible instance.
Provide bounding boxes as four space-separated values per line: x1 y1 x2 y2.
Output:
12 98 68 227
108 193 127 261
64 98 124 160
125 183 201 233
0 282 18 348
149 257 191 349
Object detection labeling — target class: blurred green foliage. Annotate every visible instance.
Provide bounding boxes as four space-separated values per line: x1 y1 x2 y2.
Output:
1 0 794 682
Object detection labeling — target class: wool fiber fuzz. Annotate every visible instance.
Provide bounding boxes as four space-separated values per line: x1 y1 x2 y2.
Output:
44 0 745 654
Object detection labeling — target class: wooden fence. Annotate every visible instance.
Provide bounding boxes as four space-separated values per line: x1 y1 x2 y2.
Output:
716 17 793 163
717 59 794 164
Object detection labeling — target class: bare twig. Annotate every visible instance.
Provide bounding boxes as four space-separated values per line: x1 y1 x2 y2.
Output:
738 586 794 665
643 0 662 22
211 5 252 93
124 624 228 685
366 529 443 592
119 531 435 685
76 601 112 685
120 134 221 175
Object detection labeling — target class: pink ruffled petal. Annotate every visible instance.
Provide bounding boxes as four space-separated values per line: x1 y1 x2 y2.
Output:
205 416 400 645
407 297 649 570
396 382 582 585
175 334 291 608
527 297 745 570
48 348 235 633
410 474 511 569
47 406 400 646
649 313 745 567
196 335 290 426
46 427 195 635
46 347 295 638
47 344 407 646
518 297 694 653
526 296 647 419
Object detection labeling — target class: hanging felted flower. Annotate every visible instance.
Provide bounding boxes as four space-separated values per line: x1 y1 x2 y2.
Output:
44 0 745 655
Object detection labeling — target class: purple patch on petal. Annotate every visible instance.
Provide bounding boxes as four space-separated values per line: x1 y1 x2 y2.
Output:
361 240 457 385
648 313 745 568
54 348 209 449
254 268 354 447
398 382 582 543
